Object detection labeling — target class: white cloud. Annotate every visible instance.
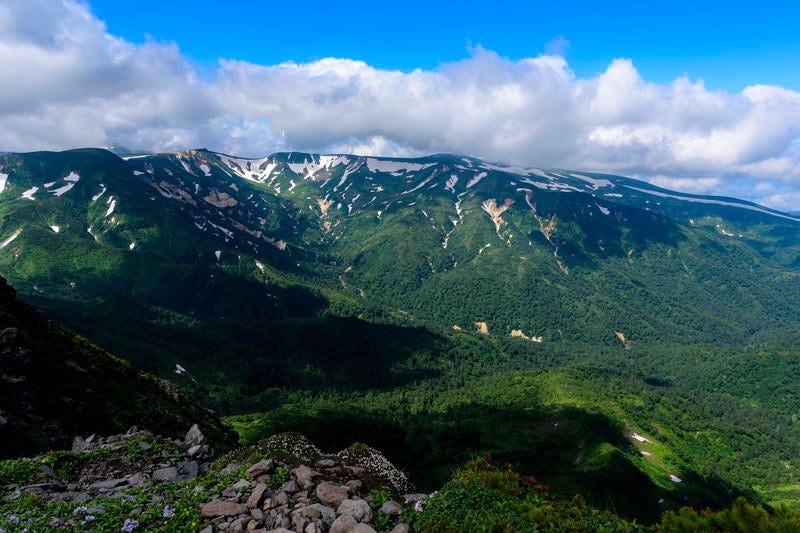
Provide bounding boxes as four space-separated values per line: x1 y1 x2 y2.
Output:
2 1 800 210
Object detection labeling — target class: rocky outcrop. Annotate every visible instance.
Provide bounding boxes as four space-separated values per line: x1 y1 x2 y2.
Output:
1 428 418 532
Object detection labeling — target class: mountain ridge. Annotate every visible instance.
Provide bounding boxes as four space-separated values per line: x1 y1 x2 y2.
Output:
1 147 800 517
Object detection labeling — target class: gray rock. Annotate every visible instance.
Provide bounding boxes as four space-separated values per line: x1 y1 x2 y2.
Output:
279 479 299 493
390 524 411 533
246 459 274 479
315 481 349 507
330 514 358 533
291 512 309 532
88 477 128 492
305 523 323 533
201 499 249 518
177 460 199 480
337 499 372 523
292 465 318 489
185 424 205 446
247 482 269 508
379 500 403 516
352 524 377 533
301 503 335 523
198 527 214 533
152 467 179 483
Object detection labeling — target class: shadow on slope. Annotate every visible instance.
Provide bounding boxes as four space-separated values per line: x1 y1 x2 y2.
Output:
0 277 237 459
233 401 745 524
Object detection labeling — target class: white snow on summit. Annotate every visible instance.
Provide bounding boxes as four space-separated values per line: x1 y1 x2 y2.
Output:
366 158 432 174
625 186 800 222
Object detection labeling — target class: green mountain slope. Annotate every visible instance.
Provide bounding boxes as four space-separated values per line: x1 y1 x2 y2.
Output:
1 148 799 520
0 276 237 458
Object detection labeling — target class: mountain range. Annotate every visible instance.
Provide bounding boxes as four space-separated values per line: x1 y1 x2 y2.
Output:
1 147 799 522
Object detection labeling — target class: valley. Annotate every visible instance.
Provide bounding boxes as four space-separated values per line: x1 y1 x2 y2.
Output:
1 147 799 525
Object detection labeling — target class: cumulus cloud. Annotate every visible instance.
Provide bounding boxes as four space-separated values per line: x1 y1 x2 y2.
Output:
2 1 800 209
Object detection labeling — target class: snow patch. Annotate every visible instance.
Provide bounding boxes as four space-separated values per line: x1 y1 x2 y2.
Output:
466 172 488 188
0 229 21 249
625 185 800 222
105 197 116 217
48 171 80 197
445 175 459 193
632 433 650 443
519 177 582 193
0 173 7 192
401 174 436 195
214 250 221 261
670 474 682 483
133 170 145 176
50 225 60 233
129 242 136 250
572 173 612 189
366 158 432 173
480 162 535 176
199 163 211 176
596 204 611 215
21 186 38 200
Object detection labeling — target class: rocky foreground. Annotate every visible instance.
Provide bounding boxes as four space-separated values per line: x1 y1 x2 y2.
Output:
0 425 426 532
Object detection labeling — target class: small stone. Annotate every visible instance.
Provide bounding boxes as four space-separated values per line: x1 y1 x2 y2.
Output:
352 524 377 533
345 479 362 493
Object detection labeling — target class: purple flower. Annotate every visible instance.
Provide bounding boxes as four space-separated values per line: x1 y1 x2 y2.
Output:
429 490 439 498
73 506 89 515
121 518 139 532
414 500 425 512
162 506 175 518
7 516 18 525
84 515 95 524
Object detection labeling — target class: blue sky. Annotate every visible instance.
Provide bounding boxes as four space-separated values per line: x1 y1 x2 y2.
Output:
89 0 800 91
1 0 800 210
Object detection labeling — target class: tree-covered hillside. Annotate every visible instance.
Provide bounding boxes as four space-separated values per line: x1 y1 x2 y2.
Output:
0 148 799 521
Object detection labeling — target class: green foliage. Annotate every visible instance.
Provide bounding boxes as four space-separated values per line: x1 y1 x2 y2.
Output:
658 497 800 532
408 455 647 532
269 466 291 487
0 458 39 486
